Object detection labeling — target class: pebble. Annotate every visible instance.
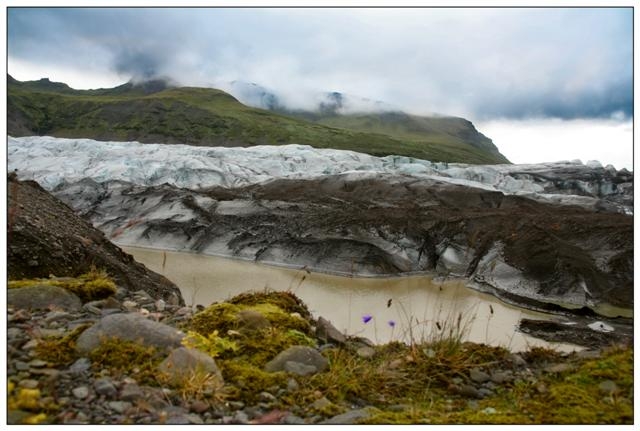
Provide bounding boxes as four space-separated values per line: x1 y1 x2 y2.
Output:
283 414 306 424
470 368 491 383
482 407 497 414
94 377 118 398
490 371 511 384
18 379 40 389
232 411 250 424
15 361 30 371
69 358 91 374
312 396 333 410
190 400 210 414
287 378 300 392
7 327 23 339
108 401 132 414
122 300 138 311
259 391 277 403
155 299 166 311
72 386 90 399
120 383 144 401
356 346 376 359
227 401 245 410
457 384 481 398
29 359 48 368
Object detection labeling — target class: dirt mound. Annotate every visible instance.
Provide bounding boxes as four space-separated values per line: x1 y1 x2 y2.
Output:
7 174 183 304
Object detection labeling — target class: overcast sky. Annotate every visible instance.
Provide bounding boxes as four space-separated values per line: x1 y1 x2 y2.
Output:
7 7 634 169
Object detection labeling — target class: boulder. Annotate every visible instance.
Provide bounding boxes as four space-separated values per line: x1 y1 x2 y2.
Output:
76 313 184 354
264 345 328 374
316 316 346 345
8 284 82 311
159 347 223 383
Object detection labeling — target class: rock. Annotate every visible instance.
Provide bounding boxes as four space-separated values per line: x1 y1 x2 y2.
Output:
158 347 223 383
482 407 497 415
356 346 376 359
544 363 574 374
510 354 527 367
598 380 619 394
108 401 132 414
93 377 118 398
69 358 91 374
8 285 82 311
284 361 317 376
75 313 184 354
264 346 328 374
44 311 72 324
122 301 138 311
457 384 481 398
155 299 166 311
15 361 29 371
190 400 210 414
311 397 333 411
287 378 299 392
18 379 39 389
186 414 204 425
165 415 191 425
28 359 47 368
490 371 512 384
283 414 306 424
259 391 277 403
232 411 250 424
72 386 90 399
469 368 491 383
322 408 371 424
236 309 271 331
120 383 144 401
316 317 347 345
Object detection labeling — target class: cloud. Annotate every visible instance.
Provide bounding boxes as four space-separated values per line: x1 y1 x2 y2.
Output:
7 7 633 120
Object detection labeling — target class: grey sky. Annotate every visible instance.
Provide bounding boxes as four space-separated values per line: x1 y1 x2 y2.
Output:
7 7 633 121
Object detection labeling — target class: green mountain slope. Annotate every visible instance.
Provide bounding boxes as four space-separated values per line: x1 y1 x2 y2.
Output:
7 76 509 164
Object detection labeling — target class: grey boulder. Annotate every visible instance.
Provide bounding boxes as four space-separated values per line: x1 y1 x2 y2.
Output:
8 284 82 311
76 312 184 354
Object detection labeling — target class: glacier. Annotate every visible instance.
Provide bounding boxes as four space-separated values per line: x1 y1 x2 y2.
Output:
7 136 633 214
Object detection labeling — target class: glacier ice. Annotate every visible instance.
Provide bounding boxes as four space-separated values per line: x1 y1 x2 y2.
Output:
7 135 632 213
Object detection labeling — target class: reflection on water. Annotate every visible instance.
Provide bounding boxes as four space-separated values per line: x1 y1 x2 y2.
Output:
122 245 582 352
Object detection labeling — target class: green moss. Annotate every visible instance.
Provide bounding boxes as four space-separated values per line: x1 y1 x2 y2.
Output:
7 386 56 424
227 290 313 321
8 267 117 302
88 337 162 384
221 360 288 403
34 324 89 365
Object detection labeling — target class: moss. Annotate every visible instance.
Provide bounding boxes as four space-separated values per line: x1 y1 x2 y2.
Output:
88 337 162 384
8 267 117 302
7 387 54 424
227 290 313 321
34 324 89 366
221 360 288 403
182 330 239 358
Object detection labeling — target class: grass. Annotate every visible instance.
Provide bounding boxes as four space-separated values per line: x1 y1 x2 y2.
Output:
8 76 509 164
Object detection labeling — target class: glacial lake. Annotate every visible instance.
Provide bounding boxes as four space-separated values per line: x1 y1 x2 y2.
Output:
122 245 583 353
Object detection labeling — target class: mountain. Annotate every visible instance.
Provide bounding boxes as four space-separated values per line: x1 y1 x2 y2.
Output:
7 75 509 164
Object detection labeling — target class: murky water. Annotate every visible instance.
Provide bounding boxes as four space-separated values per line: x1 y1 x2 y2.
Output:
122 245 583 352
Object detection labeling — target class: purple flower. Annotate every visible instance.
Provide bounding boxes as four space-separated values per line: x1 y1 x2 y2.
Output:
388 320 396 328
362 314 373 324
